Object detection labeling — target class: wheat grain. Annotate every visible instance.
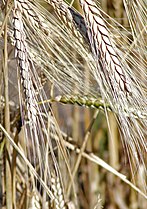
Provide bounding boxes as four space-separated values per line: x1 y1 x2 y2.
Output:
28 192 41 209
54 94 110 111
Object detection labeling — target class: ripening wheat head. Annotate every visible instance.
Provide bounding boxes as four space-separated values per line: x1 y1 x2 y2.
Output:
79 0 147 179
10 0 75 201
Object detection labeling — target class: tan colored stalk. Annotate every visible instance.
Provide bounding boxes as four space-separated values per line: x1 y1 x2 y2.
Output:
67 110 99 196
49 128 147 199
0 3 13 38
12 124 21 209
3 1 12 209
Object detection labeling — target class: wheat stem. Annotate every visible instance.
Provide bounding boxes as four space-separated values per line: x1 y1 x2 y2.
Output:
3 1 12 208
0 2 13 38
67 110 99 197
64 139 147 200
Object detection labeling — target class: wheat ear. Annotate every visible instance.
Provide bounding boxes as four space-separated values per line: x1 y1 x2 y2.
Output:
80 0 131 94
14 0 43 28
13 2 37 125
79 0 147 182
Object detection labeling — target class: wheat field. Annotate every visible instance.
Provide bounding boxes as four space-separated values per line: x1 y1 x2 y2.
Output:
0 0 147 208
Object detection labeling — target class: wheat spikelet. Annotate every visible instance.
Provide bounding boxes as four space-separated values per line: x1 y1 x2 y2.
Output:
51 174 66 209
54 94 110 111
15 0 44 29
28 192 41 209
40 94 147 119
52 94 146 119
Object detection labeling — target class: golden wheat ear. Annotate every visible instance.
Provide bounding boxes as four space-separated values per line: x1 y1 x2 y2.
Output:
80 0 131 94
13 7 37 126
12 0 74 201
79 0 147 186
